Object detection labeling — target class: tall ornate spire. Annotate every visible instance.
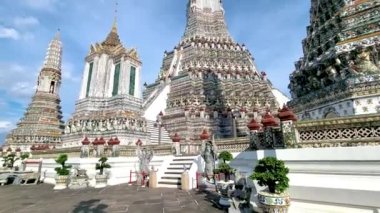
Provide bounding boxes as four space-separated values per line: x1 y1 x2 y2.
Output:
5 31 65 150
42 30 62 71
102 18 121 47
183 0 230 40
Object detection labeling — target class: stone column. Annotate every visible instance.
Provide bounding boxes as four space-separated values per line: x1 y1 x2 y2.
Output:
171 133 181 156
278 106 298 148
15 148 21 158
181 170 190 191
149 170 158 188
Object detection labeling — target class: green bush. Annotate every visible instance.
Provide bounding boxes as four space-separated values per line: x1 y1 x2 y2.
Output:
96 157 111 175
218 151 233 163
217 162 235 174
3 154 19 169
54 154 71 176
250 157 289 194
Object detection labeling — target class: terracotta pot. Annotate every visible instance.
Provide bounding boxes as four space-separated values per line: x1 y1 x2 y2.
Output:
95 174 107 188
257 190 290 213
54 175 68 190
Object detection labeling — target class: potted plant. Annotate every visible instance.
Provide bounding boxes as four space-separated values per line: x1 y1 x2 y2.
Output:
218 151 233 163
95 157 111 188
54 154 71 190
4 154 19 170
20 153 30 171
216 151 235 181
250 157 290 212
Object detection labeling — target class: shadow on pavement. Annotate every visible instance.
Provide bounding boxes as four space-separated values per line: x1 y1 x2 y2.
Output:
72 199 108 213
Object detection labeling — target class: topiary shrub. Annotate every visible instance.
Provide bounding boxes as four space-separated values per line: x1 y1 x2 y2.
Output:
96 157 111 175
55 154 71 176
4 154 19 169
218 151 233 163
250 157 289 194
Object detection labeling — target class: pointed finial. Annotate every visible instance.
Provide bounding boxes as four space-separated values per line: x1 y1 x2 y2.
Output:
112 1 118 32
54 28 61 40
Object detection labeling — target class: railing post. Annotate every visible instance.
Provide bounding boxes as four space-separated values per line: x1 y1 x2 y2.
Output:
129 170 132 185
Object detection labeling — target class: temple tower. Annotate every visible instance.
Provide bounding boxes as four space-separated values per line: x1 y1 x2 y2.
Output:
289 0 380 119
5 32 65 151
62 19 153 148
143 0 288 141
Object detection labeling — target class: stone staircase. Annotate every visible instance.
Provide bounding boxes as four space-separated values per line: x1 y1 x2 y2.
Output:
147 120 172 144
158 156 197 188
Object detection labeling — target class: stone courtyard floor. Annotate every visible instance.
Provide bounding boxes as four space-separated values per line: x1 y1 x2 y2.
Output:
0 184 224 213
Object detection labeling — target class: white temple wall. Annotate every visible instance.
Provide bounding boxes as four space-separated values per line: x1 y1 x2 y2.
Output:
135 64 142 99
230 146 380 212
354 95 380 115
143 84 171 121
25 156 171 187
104 58 114 97
79 62 89 99
88 55 99 97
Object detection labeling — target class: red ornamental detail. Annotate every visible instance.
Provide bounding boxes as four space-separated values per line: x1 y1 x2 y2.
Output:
240 107 247 113
107 138 114 145
30 145 36 151
262 112 279 127
136 139 143 146
247 119 261 131
278 105 297 121
15 147 21 152
92 138 99 145
200 129 210 140
98 137 106 145
82 137 90 145
172 133 181 143
158 111 164 116
114 137 120 145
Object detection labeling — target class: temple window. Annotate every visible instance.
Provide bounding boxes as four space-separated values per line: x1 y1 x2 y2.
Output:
129 66 136 96
86 62 93 97
49 81 55 93
112 63 121 96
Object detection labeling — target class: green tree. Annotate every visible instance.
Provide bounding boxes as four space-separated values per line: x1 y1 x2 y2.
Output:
21 153 30 161
250 157 289 194
54 154 71 176
4 154 19 169
218 151 233 163
96 157 111 175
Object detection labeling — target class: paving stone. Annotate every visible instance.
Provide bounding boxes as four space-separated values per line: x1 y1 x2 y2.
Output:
0 184 222 213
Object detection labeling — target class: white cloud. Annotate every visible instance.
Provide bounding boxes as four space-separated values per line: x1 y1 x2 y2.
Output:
13 16 40 28
0 26 20 40
62 62 81 82
0 121 12 130
0 63 37 100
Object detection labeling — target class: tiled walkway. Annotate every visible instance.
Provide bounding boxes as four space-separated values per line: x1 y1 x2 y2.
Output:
0 184 223 213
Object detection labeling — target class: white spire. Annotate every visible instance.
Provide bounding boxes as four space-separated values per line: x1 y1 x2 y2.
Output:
43 30 62 71
191 0 224 12
183 0 230 40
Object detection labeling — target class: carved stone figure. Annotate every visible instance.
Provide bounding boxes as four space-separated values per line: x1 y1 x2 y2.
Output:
354 49 380 74
136 147 154 186
201 141 217 180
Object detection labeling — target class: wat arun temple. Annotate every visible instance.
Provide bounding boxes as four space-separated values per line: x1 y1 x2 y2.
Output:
2 0 379 151
2 0 380 211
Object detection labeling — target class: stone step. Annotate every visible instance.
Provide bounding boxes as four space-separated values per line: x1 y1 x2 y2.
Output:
164 172 182 175
167 167 186 170
172 158 196 162
161 176 181 179
169 162 193 166
158 181 181 185
157 183 181 189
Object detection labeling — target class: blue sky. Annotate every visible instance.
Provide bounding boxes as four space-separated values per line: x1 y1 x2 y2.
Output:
0 0 310 144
